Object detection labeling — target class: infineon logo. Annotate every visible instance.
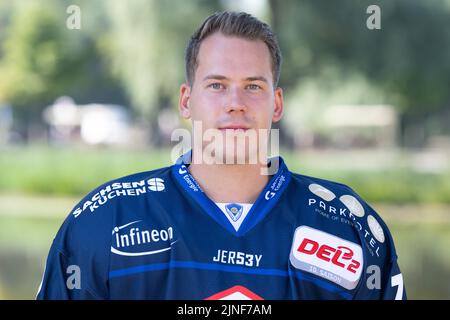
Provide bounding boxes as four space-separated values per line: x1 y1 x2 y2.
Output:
289 226 363 290
111 220 177 257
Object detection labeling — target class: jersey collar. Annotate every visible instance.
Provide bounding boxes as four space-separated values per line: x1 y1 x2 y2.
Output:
171 150 291 237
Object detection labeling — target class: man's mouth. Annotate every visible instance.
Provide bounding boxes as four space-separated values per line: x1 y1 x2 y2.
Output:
218 125 251 132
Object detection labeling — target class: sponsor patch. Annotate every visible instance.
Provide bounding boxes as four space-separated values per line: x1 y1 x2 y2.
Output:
148 178 165 191
72 178 166 218
339 195 365 217
290 226 363 290
367 215 385 243
111 220 177 256
308 184 336 201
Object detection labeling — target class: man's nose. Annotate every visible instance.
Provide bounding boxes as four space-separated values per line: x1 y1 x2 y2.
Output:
224 87 247 113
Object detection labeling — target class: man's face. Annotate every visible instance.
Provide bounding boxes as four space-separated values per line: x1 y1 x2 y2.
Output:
179 32 283 164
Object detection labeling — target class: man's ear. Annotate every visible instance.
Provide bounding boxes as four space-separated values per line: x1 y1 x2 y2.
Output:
272 87 284 123
179 83 191 119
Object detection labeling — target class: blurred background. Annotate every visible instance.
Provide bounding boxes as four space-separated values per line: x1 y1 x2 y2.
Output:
0 0 449 299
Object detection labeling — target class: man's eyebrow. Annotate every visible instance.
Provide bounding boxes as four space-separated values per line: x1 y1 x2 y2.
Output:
244 76 268 83
202 75 268 83
202 75 228 81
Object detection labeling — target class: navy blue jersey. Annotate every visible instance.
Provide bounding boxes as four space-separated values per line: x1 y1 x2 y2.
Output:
37 153 406 300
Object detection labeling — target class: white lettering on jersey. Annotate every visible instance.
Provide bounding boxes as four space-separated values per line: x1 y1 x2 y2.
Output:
213 250 262 267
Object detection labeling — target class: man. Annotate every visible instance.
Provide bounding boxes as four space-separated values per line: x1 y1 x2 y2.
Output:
37 11 406 300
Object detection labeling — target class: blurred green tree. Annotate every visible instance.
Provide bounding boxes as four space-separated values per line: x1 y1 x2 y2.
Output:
269 0 450 146
1 0 449 146
0 0 125 137
98 0 221 144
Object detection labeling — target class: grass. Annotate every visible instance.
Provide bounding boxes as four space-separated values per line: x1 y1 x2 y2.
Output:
3 145 449 203
0 145 172 196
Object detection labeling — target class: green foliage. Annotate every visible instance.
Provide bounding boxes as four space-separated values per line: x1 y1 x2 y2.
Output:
332 170 450 204
96 0 222 117
389 222 450 299
0 145 171 196
1 0 449 145
0 1 67 106
283 67 389 134
273 0 450 115
0 0 126 126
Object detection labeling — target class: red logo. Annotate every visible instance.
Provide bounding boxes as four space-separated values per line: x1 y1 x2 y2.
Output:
297 238 361 273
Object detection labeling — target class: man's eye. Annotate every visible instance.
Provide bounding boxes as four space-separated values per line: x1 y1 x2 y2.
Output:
247 84 261 90
208 83 224 90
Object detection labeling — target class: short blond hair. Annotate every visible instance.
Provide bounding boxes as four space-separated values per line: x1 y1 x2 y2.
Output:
185 11 282 88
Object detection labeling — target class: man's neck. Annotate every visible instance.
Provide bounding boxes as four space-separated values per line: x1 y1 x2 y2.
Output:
188 161 269 204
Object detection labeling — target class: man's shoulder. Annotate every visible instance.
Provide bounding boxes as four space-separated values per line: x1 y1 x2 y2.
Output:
70 165 172 218
289 170 383 223
288 170 397 259
51 165 174 248
289 171 355 196
101 165 173 186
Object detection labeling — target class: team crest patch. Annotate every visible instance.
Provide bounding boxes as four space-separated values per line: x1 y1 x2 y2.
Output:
225 203 243 222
